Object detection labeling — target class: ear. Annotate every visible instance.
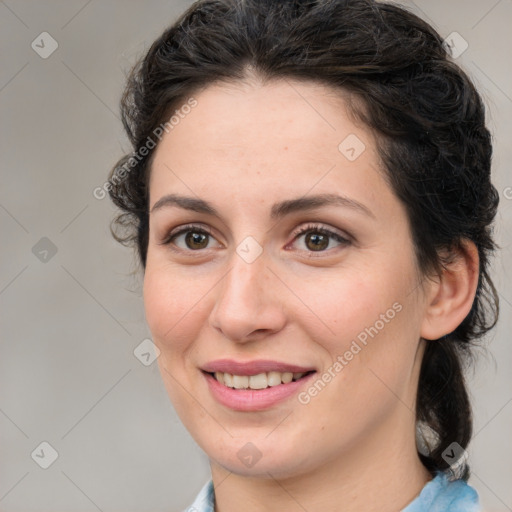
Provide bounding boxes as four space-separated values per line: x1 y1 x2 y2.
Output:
420 240 479 341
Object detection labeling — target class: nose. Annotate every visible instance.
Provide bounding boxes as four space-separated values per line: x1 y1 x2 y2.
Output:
209 250 287 343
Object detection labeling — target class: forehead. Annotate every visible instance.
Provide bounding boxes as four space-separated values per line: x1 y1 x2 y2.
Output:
148 79 386 213
156 79 353 150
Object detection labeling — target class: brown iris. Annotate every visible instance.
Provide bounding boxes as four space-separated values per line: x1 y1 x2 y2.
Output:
305 232 329 251
186 231 209 250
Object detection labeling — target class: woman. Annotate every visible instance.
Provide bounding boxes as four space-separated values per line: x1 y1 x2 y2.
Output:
107 0 499 510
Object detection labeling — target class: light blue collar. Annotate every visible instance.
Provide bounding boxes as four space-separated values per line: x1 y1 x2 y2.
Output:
185 470 480 511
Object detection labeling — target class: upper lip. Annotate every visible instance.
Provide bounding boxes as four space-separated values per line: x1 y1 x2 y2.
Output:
201 359 316 376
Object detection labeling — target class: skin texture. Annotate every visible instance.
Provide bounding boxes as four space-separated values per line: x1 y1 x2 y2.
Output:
143 77 479 512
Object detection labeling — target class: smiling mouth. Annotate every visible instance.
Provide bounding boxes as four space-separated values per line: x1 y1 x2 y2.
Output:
204 370 316 390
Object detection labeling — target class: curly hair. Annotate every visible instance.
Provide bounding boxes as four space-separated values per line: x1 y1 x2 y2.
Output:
107 0 500 479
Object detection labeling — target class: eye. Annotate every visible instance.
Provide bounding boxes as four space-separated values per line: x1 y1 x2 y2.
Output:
160 224 222 252
160 222 351 255
288 223 351 255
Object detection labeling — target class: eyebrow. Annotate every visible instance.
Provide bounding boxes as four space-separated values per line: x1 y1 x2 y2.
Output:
150 193 375 220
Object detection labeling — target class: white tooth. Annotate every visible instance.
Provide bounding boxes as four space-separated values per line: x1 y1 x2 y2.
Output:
281 372 293 384
223 373 234 387
293 372 305 381
214 371 224 383
233 375 249 389
267 371 282 386
249 373 268 389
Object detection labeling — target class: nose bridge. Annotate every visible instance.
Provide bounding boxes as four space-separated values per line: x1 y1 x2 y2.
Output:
227 252 265 305
209 244 286 341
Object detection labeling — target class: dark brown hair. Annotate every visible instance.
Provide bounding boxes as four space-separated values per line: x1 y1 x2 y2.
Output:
108 0 499 479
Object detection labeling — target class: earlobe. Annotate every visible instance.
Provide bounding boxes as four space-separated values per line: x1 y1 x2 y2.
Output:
420 240 479 341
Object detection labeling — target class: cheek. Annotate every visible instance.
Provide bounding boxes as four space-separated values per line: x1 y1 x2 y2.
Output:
299 264 408 351
298 256 421 397
313 272 421 410
143 263 209 353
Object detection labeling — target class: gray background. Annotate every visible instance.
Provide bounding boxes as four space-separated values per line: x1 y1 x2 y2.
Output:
1 0 511 511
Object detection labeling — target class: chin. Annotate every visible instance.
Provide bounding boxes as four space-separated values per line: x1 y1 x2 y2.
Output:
201 433 318 480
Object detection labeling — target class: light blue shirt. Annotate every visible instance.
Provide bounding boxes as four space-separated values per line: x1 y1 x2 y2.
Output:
183 470 480 511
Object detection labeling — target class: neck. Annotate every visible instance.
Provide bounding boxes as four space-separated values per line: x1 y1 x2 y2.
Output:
210 414 432 512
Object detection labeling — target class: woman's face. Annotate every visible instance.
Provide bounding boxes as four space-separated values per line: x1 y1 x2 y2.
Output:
144 78 429 479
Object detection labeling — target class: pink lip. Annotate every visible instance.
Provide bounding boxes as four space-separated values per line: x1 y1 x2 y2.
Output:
201 359 316 375
203 371 316 411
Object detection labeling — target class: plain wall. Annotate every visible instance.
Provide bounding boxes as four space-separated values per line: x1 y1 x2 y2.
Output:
1 0 511 510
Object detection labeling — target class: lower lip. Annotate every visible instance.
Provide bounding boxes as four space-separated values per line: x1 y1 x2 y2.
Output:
203 371 316 411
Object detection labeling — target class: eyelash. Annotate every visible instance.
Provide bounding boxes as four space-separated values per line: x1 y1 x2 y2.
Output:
160 223 351 256
289 223 351 255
